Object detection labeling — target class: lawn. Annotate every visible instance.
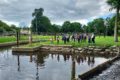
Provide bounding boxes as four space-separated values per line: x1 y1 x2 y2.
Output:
21 36 120 48
0 35 53 43
0 35 120 47
0 36 28 43
49 36 120 47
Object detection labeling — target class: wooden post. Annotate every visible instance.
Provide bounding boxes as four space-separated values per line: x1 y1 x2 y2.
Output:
16 31 19 47
29 29 32 44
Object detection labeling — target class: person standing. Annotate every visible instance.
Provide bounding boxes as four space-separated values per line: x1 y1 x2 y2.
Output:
63 34 66 44
57 36 59 44
88 34 91 44
50 37 53 44
72 34 75 42
77 34 80 43
91 33 95 43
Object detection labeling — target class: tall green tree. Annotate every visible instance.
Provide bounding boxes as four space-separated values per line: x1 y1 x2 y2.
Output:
0 27 4 34
51 24 60 33
82 25 89 33
105 17 114 36
10 24 19 32
0 20 18 35
87 21 95 33
87 18 107 36
31 8 51 34
107 0 120 42
61 21 82 33
70 22 83 32
51 24 60 40
61 21 71 33
94 18 105 35
0 20 11 32
32 8 44 17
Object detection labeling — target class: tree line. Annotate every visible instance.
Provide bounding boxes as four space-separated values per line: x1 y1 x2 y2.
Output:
31 8 119 36
31 0 120 42
0 0 119 42
0 20 19 35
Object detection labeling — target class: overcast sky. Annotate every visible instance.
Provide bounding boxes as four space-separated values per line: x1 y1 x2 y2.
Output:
0 0 114 27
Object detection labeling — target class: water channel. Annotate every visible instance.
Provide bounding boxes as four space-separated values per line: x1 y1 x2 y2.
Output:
0 47 112 80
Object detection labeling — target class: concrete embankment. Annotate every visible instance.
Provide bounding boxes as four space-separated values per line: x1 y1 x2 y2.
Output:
12 45 73 53
78 55 120 80
12 45 119 56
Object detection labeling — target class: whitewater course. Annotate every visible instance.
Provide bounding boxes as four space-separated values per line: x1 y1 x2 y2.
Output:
0 40 120 80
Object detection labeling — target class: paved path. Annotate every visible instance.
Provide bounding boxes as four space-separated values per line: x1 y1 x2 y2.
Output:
90 59 120 80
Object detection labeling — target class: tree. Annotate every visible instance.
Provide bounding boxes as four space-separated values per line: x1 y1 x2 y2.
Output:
86 18 106 36
0 20 11 32
82 25 89 33
105 17 114 36
61 21 71 33
51 24 60 40
0 20 18 36
51 24 60 33
94 18 105 36
70 22 83 32
107 0 120 42
87 21 95 33
31 8 51 34
61 21 82 33
32 8 44 34
0 27 4 34
10 24 19 32
32 8 44 17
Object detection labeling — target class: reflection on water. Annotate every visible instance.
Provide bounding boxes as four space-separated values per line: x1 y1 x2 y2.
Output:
0 48 110 80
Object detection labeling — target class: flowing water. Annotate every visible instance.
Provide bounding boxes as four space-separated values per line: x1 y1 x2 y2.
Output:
0 47 110 80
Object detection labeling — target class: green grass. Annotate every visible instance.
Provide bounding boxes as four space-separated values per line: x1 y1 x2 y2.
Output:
0 35 53 43
0 36 29 43
41 36 120 47
95 36 120 47
0 36 16 43
1 35 120 47
21 43 42 48
20 36 120 48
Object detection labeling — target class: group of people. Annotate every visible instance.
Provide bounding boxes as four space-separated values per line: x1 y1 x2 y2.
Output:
60 33 96 44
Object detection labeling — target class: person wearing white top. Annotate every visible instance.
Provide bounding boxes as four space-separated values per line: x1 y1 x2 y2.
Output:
91 33 95 43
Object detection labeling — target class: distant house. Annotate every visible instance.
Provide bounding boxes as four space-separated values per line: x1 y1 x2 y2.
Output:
20 29 29 35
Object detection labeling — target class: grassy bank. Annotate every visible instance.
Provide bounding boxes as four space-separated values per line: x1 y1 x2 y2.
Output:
0 35 53 43
0 36 28 43
1 35 120 47
20 36 120 48
44 36 120 47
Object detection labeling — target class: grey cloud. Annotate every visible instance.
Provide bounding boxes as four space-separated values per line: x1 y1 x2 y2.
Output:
0 0 109 26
